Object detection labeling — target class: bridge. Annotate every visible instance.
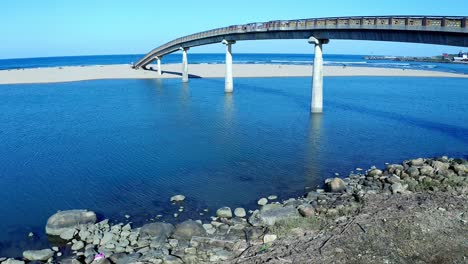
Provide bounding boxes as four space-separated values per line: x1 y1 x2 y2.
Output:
134 16 468 113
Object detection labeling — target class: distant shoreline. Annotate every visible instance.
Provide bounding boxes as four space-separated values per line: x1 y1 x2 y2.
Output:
0 64 467 85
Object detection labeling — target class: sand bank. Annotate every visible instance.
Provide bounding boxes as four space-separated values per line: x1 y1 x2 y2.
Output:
0 64 466 84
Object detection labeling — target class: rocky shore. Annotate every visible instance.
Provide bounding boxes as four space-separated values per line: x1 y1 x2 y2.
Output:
1 156 468 264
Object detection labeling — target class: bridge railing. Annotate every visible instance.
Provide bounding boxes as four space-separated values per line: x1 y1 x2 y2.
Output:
136 16 467 68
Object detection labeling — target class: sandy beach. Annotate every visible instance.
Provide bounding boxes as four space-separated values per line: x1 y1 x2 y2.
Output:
0 64 467 85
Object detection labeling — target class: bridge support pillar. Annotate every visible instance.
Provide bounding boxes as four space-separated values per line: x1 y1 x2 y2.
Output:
181 47 189 82
308 37 329 113
156 57 162 75
222 40 236 93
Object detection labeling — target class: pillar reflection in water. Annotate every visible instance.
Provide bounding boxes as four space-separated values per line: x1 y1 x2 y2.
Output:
179 82 191 110
304 113 324 189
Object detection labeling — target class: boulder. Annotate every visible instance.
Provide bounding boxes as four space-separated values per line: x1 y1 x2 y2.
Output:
140 222 175 241
172 220 206 240
326 178 346 193
162 255 183 264
23 249 54 261
46 210 97 236
234 208 247 218
216 207 233 218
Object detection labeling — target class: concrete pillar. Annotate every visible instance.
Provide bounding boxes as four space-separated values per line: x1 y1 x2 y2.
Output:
222 40 236 93
308 37 329 113
157 57 162 75
181 47 189 82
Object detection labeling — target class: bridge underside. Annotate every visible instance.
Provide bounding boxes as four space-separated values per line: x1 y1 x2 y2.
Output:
138 29 468 67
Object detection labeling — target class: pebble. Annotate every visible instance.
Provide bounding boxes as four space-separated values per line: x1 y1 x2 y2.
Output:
124 215 131 219
267 195 278 200
28 232 34 237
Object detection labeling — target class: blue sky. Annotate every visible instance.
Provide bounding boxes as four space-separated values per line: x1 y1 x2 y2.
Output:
0 0 467 59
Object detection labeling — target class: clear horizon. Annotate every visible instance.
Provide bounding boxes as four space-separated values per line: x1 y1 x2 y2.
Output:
1 0 467 59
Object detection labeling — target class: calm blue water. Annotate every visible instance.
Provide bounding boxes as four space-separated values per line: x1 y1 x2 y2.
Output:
1 54 468 74
0 75 468 256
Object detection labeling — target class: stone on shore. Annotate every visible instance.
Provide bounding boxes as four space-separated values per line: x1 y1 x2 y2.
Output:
326 178 346 192
140 222 175 241
71 240 85 251
23 249 54 261
410 158 425 166
234 208 247 218
257 198 268 206
368 169 383 177
170 195 186 202
216 207 233 218
59 228 77 240
45 210 97 236
172 220 206 240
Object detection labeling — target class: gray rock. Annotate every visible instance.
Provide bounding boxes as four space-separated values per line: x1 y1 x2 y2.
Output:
432 160 450 171
407 167 420 177
420 165 435 177
453 164 467 175
60 228 77 240
386 175 401 184
170 195 186 202
140 222 175 241
297 204 315 217
234 208 247 218
23 249 54 261
410 158 425 166
368 169 383 177
172 220 206 240
257 198 268 206
249 206 300 226
46 210 97 236
327 178 346 192
100 232 114 246
71 241 85 251
216 207 233 218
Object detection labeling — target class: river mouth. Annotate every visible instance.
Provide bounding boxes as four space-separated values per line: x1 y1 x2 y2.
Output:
0 76 467 257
